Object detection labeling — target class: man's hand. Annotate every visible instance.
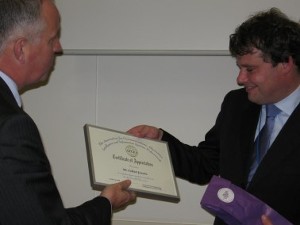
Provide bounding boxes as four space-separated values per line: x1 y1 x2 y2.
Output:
127 125 163 140
100 180 136 210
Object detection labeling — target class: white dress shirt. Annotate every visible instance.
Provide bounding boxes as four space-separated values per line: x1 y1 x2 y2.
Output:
0 71 22 107
255 85 300 145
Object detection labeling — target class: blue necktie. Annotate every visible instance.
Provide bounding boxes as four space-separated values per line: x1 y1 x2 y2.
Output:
257 104 281 162
248 104 281 183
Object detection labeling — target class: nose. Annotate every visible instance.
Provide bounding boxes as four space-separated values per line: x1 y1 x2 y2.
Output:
236 70 247 86
54 40 63 54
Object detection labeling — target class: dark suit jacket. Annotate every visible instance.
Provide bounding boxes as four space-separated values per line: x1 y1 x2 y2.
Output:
0 77 112 225
162 88 300 225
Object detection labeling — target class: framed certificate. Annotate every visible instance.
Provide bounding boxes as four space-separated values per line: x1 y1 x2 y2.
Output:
84 124 180 202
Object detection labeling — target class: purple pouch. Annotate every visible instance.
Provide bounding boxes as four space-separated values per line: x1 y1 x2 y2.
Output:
200 176 293 225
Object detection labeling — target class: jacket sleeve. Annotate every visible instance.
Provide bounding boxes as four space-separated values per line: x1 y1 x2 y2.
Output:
0 113 111 225
160 91 239 185
161 122 221 185
161 88 256 186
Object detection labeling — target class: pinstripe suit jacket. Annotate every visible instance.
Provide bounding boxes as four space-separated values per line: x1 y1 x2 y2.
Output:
162 88 300 225
0 77 112 225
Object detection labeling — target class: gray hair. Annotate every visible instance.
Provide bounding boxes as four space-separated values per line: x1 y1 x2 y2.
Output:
0 0 48 52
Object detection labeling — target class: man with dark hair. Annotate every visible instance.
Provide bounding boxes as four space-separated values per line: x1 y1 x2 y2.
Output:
128 8 300 225
0 0 136 224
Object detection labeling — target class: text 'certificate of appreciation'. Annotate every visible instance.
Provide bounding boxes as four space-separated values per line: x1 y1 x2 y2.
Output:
84 124 180 202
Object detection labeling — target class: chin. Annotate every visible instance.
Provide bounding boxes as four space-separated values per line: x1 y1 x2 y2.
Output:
247 95 263 105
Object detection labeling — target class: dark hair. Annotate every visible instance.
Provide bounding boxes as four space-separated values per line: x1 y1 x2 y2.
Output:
229 8 300 71
0 0 45 52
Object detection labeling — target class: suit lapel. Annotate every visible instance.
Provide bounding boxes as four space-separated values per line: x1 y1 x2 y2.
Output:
0 77 21 111
239 102 261 184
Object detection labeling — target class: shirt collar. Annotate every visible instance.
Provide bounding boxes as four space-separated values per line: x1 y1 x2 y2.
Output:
274 85 300 116
0 71 22 107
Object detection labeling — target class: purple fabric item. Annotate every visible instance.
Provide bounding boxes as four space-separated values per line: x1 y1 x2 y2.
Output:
200 176 293 225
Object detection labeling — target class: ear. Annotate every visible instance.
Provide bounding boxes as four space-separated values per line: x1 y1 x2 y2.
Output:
279 56 294 74
13 38 27 64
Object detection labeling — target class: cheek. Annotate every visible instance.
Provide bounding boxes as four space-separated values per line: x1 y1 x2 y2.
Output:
257 75 279 97
36 50 54 68
29 52 53 77
251 72 266 84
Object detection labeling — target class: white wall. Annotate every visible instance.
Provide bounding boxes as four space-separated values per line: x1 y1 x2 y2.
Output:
22 54 238 225
21 1 299 224
56 0 300 51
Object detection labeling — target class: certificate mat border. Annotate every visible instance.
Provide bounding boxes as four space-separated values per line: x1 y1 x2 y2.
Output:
84 124 180 202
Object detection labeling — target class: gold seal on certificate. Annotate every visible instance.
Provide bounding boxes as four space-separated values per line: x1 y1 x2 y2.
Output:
84 124 180 202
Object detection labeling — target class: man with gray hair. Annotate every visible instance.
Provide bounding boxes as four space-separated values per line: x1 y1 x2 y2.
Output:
0 0 136 224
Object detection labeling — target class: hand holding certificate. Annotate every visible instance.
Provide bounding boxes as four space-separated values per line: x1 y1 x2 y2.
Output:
84 124 180 202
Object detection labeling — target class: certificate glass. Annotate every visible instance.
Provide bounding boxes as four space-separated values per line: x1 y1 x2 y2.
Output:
84 124 180 202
